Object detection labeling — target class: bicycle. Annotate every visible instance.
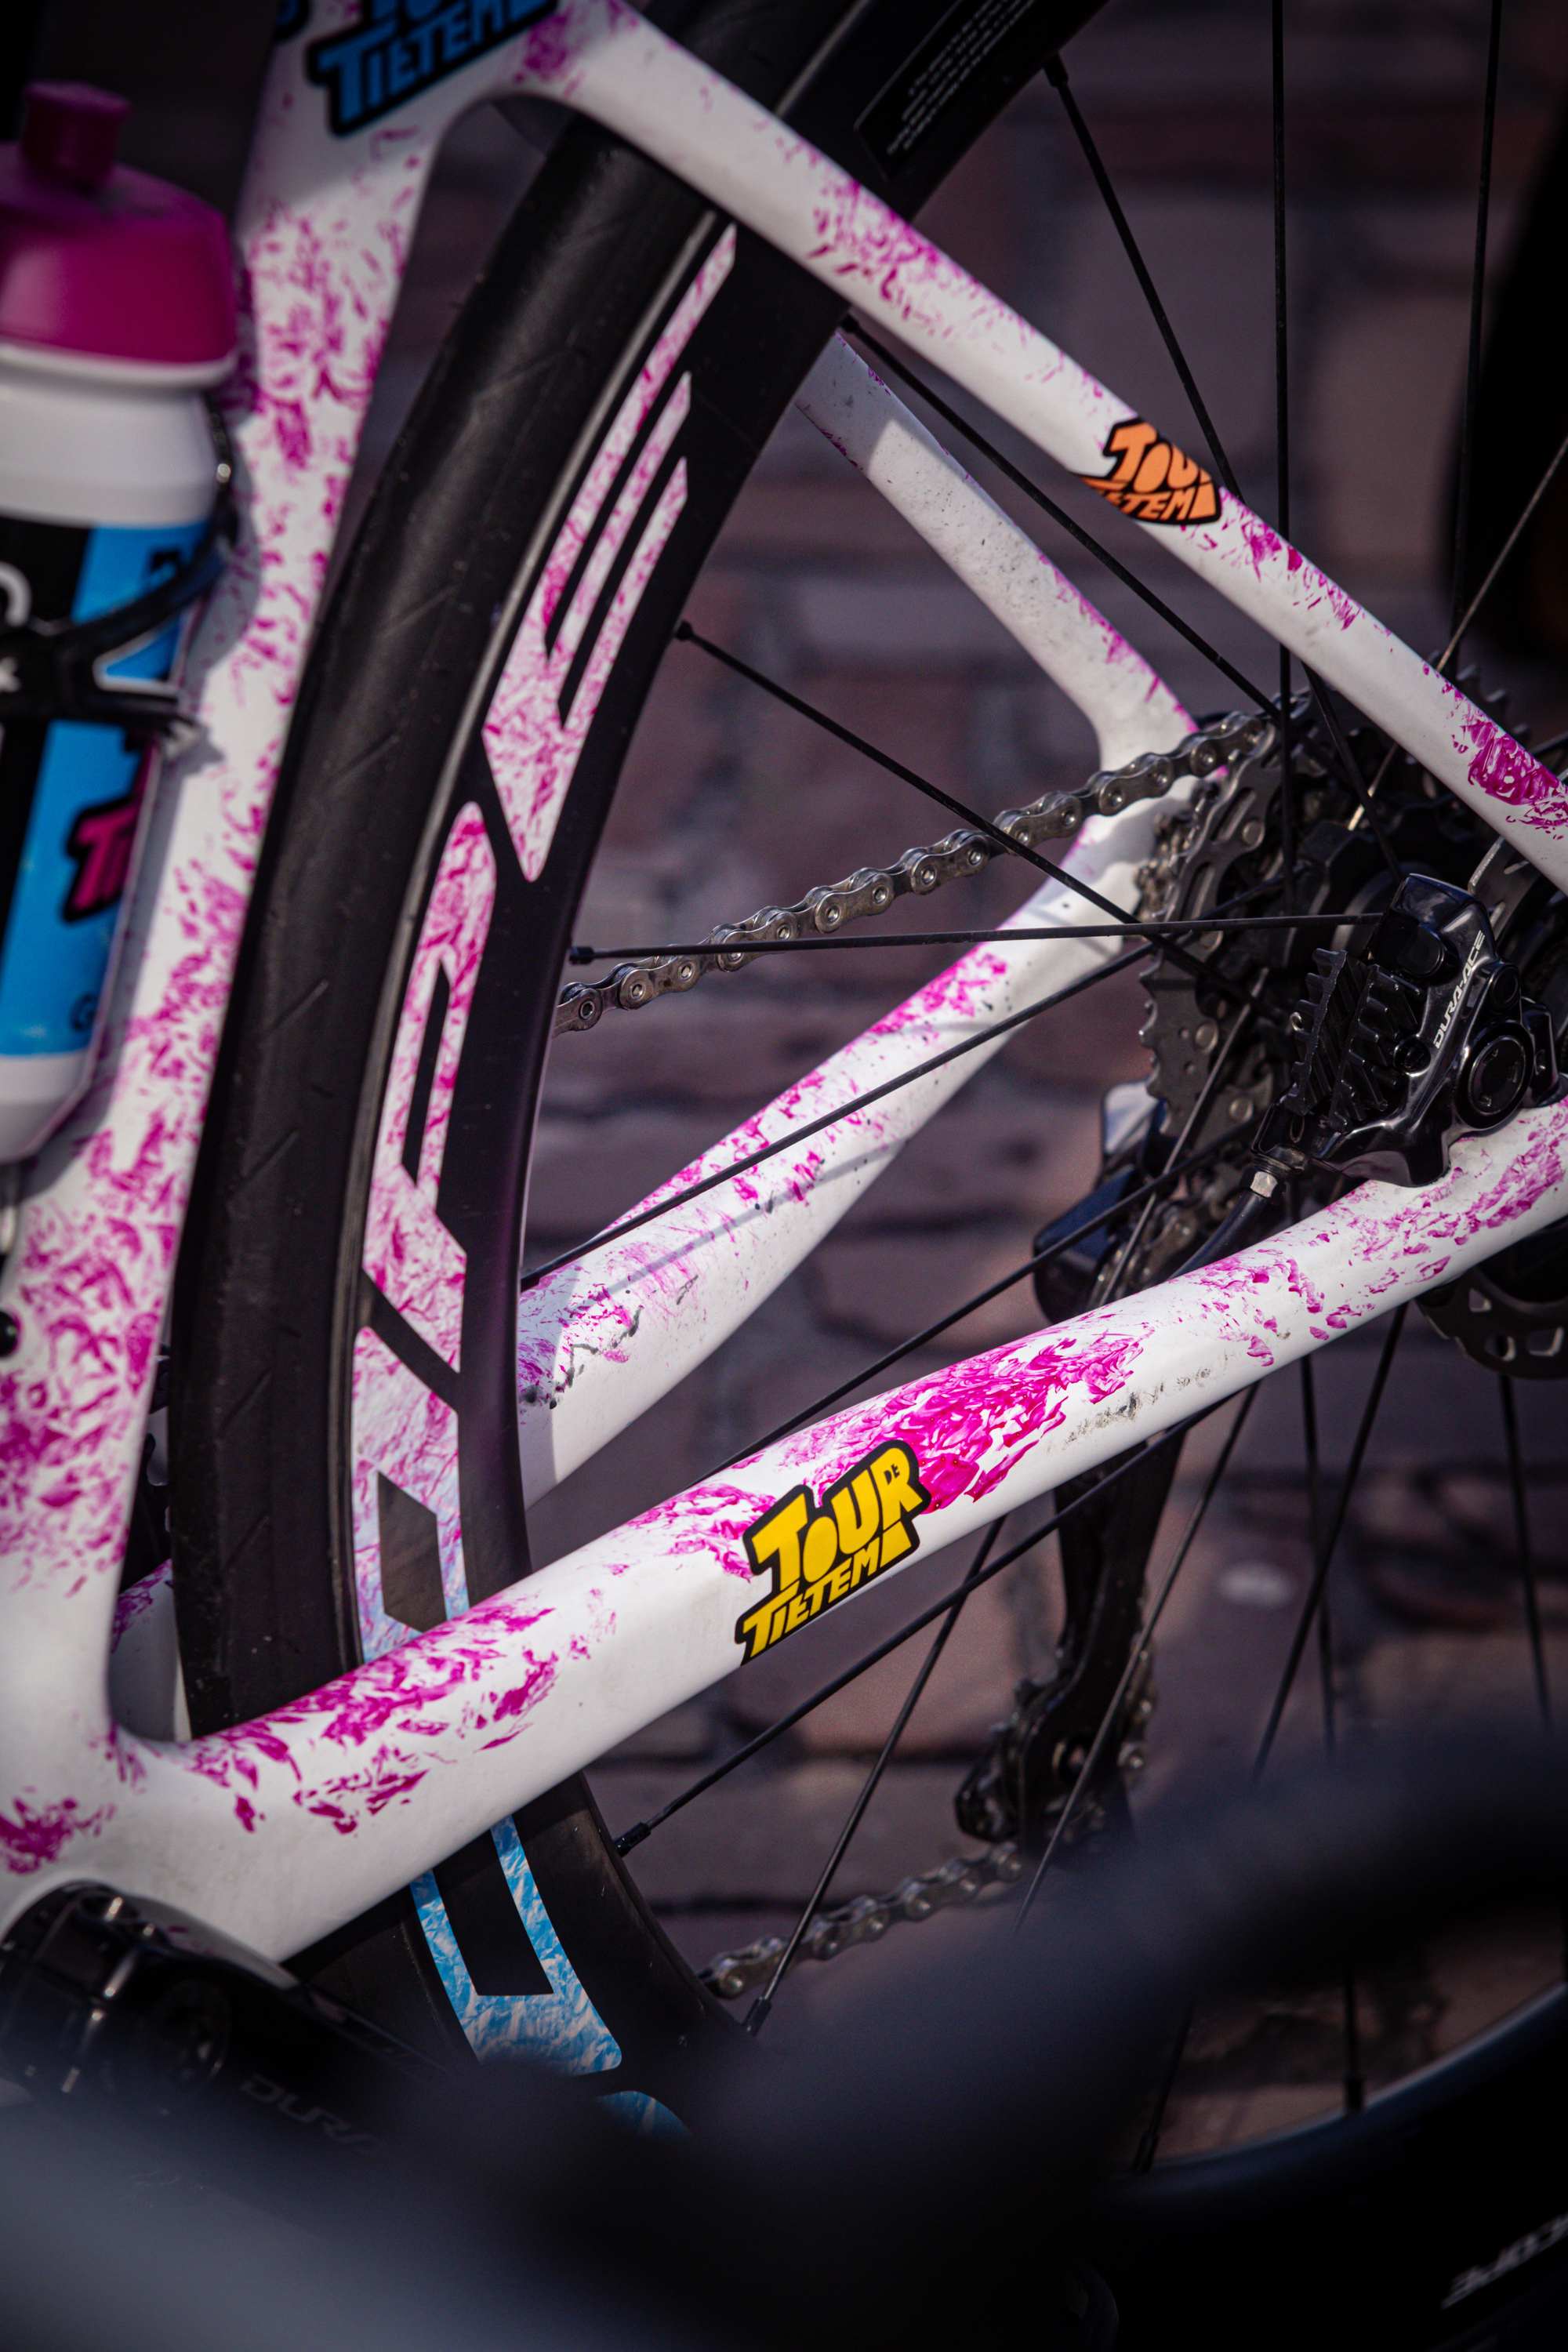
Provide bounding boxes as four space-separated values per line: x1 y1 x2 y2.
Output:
4 0 1568 2337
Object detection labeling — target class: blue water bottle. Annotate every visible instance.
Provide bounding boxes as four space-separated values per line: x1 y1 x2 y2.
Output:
0 82 235 1160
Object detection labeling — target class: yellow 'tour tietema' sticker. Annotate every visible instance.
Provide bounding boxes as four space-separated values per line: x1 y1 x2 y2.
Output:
735 1443 932 1661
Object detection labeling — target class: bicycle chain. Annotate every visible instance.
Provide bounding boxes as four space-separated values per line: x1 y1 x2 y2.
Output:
571 706 1269 1991
554 710 1272 1037
701 1841 1025 2002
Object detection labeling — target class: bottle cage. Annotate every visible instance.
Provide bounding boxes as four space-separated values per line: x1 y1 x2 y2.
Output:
0 401 237 742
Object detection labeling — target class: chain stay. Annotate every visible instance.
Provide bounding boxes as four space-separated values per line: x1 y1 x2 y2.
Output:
701 1842 1025 2002
554 712 1269 1036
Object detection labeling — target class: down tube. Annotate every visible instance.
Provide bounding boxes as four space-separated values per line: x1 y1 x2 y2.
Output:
511 1 1568 891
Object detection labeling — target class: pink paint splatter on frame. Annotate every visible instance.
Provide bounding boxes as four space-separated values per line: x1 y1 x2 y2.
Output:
111 1560 171 1645
0 1101 1548 1969
187 1587 561 1832
160 1100 1568 1940
514 913 1047 1501
1461 710 1568 837
0 1795 111 1874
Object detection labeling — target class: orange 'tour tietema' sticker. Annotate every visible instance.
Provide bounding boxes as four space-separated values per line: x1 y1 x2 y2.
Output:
1082 418 1220 526
735 1442 932 1661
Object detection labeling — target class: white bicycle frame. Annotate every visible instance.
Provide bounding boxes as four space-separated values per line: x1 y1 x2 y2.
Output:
2 0 1566 1969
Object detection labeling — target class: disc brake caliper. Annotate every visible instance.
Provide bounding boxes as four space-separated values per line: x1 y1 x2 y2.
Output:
1256 873 1558 1189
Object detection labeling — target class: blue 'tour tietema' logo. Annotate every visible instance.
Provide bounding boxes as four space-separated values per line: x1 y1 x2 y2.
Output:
308 0 556 135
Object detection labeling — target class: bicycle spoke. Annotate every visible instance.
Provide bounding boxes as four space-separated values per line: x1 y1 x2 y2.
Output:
1277 671 1295 903
1020 1385 1261 1916
1299 1346 1322 1559
1437 423 1568 677
673 620 1236 996
847 325 1276 715
1302 1345 1336 1789
1450 0 1505 662
1267 13 1397 891
1331 0 1504 813
1316 1585 1336 1738
567 906 1373 962
1133 1325 1396 2159
1298 1355 1335 1759
742 1517 1008 2034
1303 1351 1366 2113
1501 1376 1551 1728
1254 1305 1408 1777
1363 420 1568 811
1044 53 1238 498
1096 971 1265 1303
1316 1544 1369 2113
1132 1999 1196 2172
612 1405 1226 1857
1304 666 1404 884
520 946 1145 1289
839 347 1406 844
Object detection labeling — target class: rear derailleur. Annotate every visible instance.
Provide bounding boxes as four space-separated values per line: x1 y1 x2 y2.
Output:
956 699 1568 1858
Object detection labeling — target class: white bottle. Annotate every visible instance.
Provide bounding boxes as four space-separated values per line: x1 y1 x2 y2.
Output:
0 81 234 1160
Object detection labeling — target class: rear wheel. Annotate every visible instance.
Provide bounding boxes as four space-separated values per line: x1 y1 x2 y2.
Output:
169 0 1568 2312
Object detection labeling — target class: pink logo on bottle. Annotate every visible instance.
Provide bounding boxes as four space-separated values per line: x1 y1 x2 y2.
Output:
64 753 151 922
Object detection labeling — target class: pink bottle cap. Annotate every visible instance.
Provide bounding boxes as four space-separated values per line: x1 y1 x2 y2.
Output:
21 84 129 188
0 82 236 372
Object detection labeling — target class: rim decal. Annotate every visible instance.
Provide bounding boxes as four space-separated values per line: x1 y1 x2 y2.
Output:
355 794 620 2067
480 227 736 882
350 1327 467 1660
735 1443 932 1661
363 802 496 1371
1081 418 1221 527
410 1816 621 2071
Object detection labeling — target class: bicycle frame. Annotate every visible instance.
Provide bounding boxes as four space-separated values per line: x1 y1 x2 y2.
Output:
2 0 1565 1963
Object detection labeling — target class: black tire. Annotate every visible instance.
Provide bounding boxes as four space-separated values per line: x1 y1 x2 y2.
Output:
169 0 1106 2104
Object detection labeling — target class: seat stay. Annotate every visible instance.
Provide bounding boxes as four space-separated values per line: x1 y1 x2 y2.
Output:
796 335 1192 773
524 0 1567 884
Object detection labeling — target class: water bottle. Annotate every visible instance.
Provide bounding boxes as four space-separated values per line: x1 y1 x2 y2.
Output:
0 82 234 1162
